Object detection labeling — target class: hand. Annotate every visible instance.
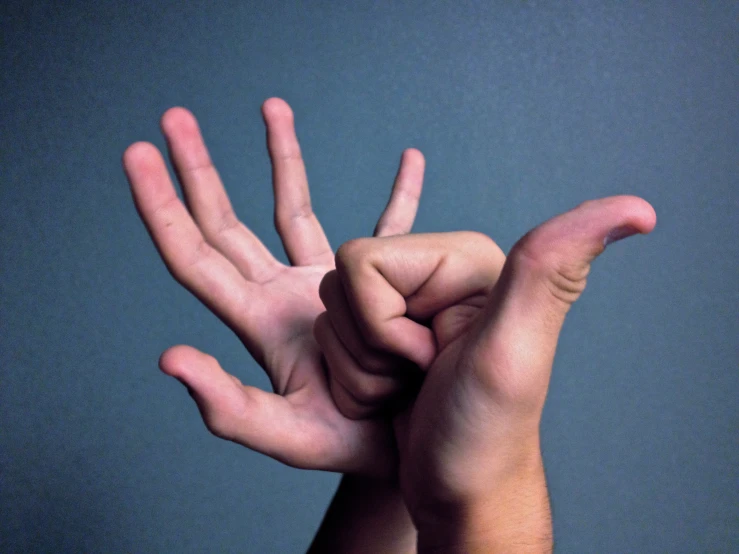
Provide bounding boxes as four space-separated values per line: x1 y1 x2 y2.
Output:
315 196 656 549
123 98 426 477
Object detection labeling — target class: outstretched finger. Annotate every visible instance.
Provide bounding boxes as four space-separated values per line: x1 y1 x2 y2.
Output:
319 270 404 376
123 142 264 342
263 98 334 267
161 107 281 283
314 313 386 420
373 148 425 237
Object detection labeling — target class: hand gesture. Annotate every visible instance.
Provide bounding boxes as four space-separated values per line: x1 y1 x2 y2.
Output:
315 196 656 548
123 98 425 477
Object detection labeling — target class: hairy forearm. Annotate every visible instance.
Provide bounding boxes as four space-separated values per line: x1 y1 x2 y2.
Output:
308 474 416 554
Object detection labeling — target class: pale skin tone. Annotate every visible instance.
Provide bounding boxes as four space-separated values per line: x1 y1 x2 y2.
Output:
123 98 419 552
316 194 656 551
124 98 657 553
123 98 427 477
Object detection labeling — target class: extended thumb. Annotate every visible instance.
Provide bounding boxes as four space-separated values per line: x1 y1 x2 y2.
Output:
158 345 305 466
471 196 656 401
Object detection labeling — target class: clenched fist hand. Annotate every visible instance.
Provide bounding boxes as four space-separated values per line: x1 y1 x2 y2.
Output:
315 196 656 552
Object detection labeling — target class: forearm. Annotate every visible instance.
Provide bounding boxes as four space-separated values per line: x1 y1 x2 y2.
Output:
415 448 552 554
308 474 416 554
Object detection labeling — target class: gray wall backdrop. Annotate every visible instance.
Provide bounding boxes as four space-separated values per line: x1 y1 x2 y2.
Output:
2 1 737 552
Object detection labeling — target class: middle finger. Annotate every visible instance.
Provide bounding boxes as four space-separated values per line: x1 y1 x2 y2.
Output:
161 107 281 283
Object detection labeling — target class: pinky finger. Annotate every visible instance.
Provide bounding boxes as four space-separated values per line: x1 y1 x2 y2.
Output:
373 148 425 237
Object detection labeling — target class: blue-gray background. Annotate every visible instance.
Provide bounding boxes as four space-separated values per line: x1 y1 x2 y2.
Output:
2 1 737 552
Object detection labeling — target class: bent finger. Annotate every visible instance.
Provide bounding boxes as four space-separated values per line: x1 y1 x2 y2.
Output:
319 270 407 376
334 232 505 369
314 313 405 420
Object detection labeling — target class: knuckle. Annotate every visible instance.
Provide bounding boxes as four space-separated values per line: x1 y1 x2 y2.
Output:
393 183 421 203
349 375 391 405
274 200 313 230
330 377 369 420
493 371 546 413
468 341 543 410
151 195 181 223
511 238 589 305
459 230 492 245
204 410 234 440
577 199 597 211
461 231 505 262
204 384 253 441
215 209 240 236
362 324 392 352
175 238 213 278
335 238 369 269
356 350 393 375
340 399 373 421
188 161 217 178
276 148 302 163
288 201 313 222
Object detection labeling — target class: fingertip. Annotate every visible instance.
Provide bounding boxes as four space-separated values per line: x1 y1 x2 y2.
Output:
122 141 159 168
160 106 198 136
122 143 166 190
543 195 657 252
384 319 437 371
635 196 657 234
158 344 215 381
396 149 425 195
158 344 194 378
602 198 657 247
604 195 657 236
262 97 294 121
402 148 425 168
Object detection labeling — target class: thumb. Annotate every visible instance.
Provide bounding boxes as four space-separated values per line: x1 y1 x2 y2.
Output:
158 344 308 467
471 195 656 405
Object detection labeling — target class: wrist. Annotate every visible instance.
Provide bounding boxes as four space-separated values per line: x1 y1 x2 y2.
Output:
309 474 417 554
414 446 552 553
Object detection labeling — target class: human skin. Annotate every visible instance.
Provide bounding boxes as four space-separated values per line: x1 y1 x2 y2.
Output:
123 98 419 552
123 98 657 552
316 197 657 552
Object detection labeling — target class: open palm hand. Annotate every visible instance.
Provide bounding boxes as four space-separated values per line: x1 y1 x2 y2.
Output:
123 98 425 477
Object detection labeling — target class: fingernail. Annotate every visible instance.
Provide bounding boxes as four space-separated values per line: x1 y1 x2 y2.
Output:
604 225 639 247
